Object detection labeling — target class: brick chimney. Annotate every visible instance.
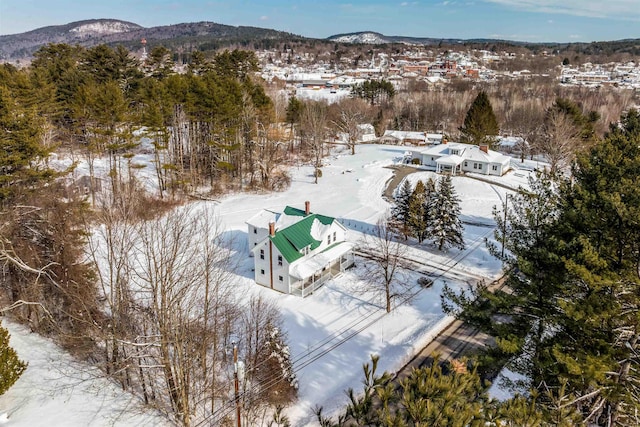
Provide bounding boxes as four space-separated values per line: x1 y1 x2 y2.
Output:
269 221 275 237
305 201 310 215
479 145 488 154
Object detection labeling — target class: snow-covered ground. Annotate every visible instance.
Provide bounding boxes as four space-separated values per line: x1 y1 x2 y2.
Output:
0 320 167 427
1 144 536 426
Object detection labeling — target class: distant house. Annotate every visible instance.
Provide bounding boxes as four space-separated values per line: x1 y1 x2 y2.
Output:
357 124 377 142
380 130 445 146
380 130 427 145
335 124 377 144
425 133 444 145
247 202 354 297
410 142 511 176
301 80 328 89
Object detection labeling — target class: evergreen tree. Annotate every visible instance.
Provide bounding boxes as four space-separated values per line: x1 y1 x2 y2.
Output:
0 322 27 396
315 355 583 426
407 180 428 243
391 178 413 239
430 175 465 251
423 176 437 236
0 84 56 204
459 91 499 146
549 108 640 425
350 79 395 105
260 323 298 406
443 172 565 391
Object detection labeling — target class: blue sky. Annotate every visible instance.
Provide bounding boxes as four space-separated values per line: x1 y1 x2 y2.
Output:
1 0 639 42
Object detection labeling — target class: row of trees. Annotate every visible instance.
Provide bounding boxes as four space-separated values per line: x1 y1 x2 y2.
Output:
391 175 465 251
443 108 640 425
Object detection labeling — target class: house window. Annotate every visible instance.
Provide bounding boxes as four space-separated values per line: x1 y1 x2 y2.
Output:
492 165 498 171
473 163 478 169
327 235 331 245
333 232 337 242
431 157 434 161
278 275 283 282
464 161 468 167
278 255 283 266
260 249 264 260
260 269 265 275
253 227 257 234
478 163 482 170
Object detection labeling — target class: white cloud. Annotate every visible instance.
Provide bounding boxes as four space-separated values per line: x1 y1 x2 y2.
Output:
482 0 640 20
569 34 581 39
401 1 409 5
547 19 553 23
260 15 269 21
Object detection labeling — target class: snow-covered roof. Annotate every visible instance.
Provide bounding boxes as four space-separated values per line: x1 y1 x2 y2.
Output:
246 209 280 229
436 154 464 166
246 207 309 232
289 242 354 280
463 146 510 164
497 136 527 147
414 142 510 164
383 130 426 141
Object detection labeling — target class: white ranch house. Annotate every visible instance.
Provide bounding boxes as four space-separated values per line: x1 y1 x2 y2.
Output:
379 130 444 146
247 202 354 297
409 141 511 176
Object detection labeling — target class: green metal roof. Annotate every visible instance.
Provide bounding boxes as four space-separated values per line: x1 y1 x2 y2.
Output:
283 206 307 217
270 211 336 263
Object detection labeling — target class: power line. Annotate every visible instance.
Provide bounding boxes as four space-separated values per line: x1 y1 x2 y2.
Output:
204 225 497 425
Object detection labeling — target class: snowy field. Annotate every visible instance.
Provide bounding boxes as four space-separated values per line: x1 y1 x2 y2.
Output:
1 144 536 426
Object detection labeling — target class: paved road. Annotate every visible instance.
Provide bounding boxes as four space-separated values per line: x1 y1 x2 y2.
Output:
392 276 506 382
383 165 420 200
393 319 494 382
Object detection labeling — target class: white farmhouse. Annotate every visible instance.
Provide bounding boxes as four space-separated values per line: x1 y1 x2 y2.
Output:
246 202 354 297
410 141 511 176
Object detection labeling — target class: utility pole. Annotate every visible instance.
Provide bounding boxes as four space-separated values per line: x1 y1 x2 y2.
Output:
234 343 241 427
501 194 508 259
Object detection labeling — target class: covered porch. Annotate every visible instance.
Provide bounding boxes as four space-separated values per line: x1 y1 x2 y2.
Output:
289 243 354 297
435 155 464 175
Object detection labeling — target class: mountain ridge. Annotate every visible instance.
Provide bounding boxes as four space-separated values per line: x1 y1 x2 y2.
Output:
0 18 303 60
2 19 639 61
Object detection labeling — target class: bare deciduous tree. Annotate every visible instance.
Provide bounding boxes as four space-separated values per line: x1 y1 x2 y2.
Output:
535 109 580 174
332 98 368 155
361 216 413 313
300 101 329 183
